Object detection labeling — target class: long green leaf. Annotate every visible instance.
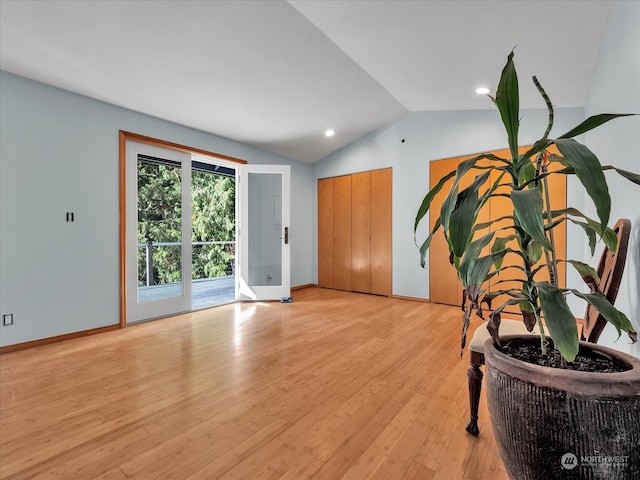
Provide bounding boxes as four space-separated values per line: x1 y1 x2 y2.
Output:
552 207 618 252
491 235 517 269
566 218 597 255
521 139 552 165
535 282 579 361
491 51 520 163
571 290 636 338
458 231 496 285
511 188 552 249
418 217 442 268
414 170 456 233
602 166 640 185
565 260 600 290
449 172 491 257
559 113 637 139
439 157 482 232
552 138 610 232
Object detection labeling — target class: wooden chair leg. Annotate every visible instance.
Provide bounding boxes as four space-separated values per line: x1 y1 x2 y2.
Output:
465 353 483 436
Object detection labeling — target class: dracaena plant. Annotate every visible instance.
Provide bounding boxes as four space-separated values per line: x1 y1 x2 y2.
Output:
414 51 639 362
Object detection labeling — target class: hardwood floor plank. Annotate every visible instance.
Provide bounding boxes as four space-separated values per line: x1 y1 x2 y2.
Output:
0 288 506 479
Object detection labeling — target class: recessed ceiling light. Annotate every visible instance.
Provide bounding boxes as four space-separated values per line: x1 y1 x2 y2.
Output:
325 129 335 137
475 87 491 95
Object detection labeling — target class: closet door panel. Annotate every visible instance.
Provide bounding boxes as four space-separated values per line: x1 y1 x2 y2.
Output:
333 175 352 291
429 158 460 305
351 172 371 293
318 178 334 288
370 168 392 296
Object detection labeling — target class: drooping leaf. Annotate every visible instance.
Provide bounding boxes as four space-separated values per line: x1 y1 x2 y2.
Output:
491 235 517 269
552 138 610 232
552 207 618 253
511 188 552 249
602 166 640 185
487 310 502 347
461 303 474 354
571 290 637 340
418 217 442 268
439 157 484 233
449 190 479 257
565 260 600 292
535 282 579 361
449 172 491 257
476 170 505 215
414 169 456 233
458 231 496 288
566 218 597 255
558 113 637 139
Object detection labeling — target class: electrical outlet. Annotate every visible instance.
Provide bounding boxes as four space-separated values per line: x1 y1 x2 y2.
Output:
3 314 13 326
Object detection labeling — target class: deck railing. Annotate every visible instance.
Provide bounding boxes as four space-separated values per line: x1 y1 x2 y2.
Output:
138 241 235 286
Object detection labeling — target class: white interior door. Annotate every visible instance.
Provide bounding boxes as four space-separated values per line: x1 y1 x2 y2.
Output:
126 141 192 323
238 164 290 300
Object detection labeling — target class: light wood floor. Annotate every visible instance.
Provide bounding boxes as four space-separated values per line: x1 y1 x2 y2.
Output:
0 288 508 480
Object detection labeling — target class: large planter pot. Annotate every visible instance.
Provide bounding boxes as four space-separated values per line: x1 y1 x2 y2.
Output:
485 335 640 480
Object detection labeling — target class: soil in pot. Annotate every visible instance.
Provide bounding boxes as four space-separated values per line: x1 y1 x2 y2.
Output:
498 339 632 373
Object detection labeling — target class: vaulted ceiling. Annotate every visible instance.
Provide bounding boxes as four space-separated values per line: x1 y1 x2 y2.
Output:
0 0 612 163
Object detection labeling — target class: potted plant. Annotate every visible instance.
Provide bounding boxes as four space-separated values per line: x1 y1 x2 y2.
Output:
414 51 640 479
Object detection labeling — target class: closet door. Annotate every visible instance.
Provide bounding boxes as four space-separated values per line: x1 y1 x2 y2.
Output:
370 168 392 296
351 172 371 293
333 175 352 291
318 178 335 288
429 157 460 305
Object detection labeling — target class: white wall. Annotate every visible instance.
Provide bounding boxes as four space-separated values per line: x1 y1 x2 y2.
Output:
583 0 640 357
0 71 313 347
312 107 584 299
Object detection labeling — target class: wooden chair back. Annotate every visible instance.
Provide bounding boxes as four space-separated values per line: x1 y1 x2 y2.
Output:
581 218 631 343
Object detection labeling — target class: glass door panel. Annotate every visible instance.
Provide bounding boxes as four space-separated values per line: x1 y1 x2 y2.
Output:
126 141 191 323
136 155 183 302
190 158 237 308
239 165 290 300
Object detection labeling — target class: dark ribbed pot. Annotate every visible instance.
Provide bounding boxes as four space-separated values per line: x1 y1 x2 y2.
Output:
485 335 640 480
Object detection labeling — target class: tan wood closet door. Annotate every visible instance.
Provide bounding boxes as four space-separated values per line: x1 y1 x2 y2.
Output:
370 168 392 296
351 172 371 293
429 158 460 305
318 178 334 288
333 175 352 291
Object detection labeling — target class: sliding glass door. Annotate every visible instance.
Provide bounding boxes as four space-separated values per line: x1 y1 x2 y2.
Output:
126 142 192 323
124 138 291 323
